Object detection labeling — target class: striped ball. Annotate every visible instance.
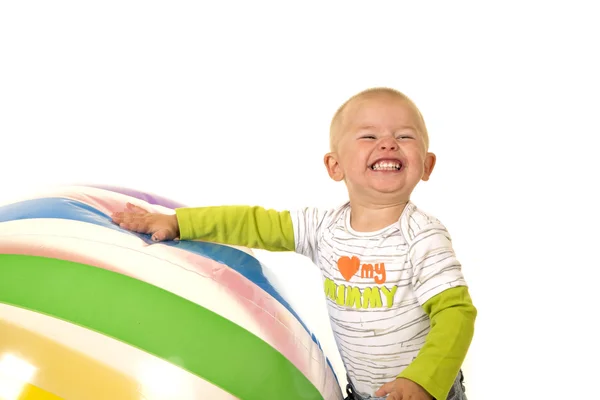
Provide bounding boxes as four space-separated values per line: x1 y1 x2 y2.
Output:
0 185 342 400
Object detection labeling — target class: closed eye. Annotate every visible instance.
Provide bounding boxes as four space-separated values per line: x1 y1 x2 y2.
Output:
360 135 377 139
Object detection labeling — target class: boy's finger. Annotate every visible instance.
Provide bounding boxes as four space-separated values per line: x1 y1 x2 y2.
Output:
115 213 136 224
111 212 135 224
126 202 148 214
151 229 173 242
374 381 394 396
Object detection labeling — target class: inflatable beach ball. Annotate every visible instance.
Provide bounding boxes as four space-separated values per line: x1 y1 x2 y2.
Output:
0 185 343 400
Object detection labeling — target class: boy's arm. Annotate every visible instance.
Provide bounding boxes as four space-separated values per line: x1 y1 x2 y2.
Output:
396 218 477 400
174 205 296 251
397 286 477 400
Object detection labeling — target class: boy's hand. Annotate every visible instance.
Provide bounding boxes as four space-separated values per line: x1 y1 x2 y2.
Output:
111 202 180 242
375 377 433 400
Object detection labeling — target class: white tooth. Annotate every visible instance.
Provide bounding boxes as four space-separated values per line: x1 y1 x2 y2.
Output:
372 161 402 170
372 161 401 170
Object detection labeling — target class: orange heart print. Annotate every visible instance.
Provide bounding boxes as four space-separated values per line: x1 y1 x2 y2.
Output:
337 256 360 281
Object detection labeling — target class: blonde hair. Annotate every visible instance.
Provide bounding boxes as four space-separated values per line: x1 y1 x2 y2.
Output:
329 87 429 151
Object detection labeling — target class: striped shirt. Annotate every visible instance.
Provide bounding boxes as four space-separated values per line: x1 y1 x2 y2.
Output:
290 201 468 396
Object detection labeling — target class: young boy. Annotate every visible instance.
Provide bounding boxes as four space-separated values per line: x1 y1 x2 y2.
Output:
112 87 477 400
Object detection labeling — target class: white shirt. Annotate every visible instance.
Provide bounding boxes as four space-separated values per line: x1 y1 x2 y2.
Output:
290 201 467 396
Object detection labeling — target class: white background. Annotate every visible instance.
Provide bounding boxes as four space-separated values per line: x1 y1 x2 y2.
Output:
1 2 599 399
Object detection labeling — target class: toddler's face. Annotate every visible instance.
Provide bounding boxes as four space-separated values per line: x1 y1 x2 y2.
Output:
325 94 435 203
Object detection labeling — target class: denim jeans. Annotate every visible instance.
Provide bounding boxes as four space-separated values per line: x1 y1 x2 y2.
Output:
344 370 467 400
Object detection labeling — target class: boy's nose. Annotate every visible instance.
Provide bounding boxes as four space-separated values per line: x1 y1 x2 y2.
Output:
379 138 398 151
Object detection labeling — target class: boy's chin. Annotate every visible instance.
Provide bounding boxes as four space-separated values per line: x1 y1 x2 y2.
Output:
345 180 411 199
370 183 409 195
363 186 412 202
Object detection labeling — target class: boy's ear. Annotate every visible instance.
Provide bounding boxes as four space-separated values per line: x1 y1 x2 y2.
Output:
421 152 436 181
324 152 344 182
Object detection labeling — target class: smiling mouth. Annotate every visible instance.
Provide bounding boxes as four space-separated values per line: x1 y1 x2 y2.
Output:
370 160 403 171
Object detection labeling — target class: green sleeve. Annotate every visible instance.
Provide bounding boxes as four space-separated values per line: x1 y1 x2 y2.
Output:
398 285 477 400
174 205 296 251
